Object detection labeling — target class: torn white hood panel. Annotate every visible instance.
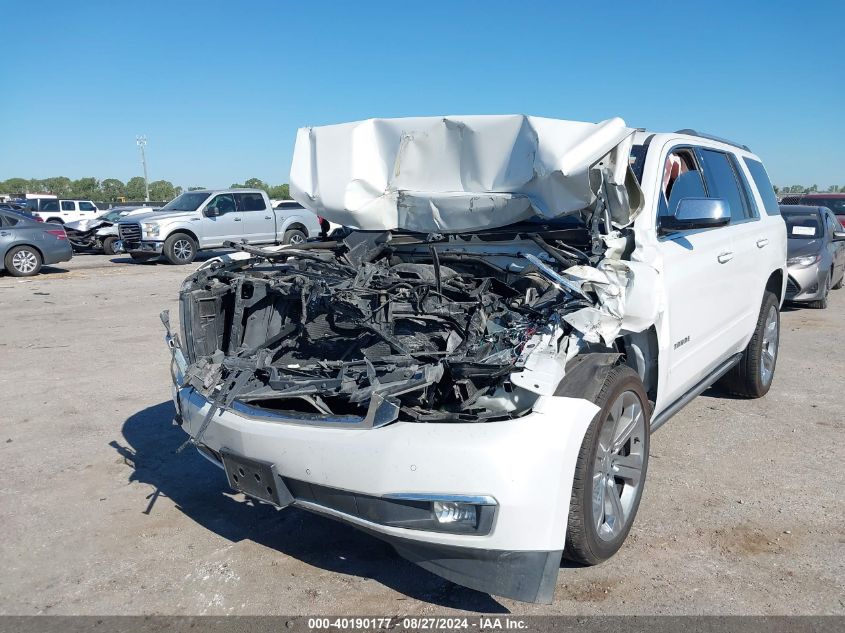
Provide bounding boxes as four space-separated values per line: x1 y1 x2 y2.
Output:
290 115 634 232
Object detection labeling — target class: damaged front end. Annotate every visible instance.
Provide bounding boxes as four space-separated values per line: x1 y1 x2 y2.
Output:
167 114 659 604
177 223 627 432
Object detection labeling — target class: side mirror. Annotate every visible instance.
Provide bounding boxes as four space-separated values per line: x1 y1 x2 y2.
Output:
204 207 220 217
660 198 730 234
833 230 845 242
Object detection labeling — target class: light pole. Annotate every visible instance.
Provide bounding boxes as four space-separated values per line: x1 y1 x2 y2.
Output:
136 135 150 202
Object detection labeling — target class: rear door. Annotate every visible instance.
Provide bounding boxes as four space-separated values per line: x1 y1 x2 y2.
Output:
199 193 243 247
61 200 77 221
0 213 16 262
823 209 845 280
654 144 740 404
236 193 274 243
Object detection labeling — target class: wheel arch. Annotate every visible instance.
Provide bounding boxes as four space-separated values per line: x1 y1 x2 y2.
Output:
283 221 308 237
166 228 200 244
766 269 784 306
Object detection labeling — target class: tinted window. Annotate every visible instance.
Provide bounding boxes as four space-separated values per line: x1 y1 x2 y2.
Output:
699 149 750 222
729 155 758 218
61 200 75 211
42 200 59 212
782 210 822 239
79 201 96 211
824 210 839 235
805 197 845 214
0 212 18 226
238 193 266 211
207 194 236 215
743 158 781 217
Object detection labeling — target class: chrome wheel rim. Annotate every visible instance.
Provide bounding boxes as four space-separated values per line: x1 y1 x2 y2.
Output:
173 239 193 260
760 305 778 385
289 233 305 245
592 390 646 542
12 249 38 273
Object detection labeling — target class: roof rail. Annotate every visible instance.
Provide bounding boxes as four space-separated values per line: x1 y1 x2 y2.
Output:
675 129 751 152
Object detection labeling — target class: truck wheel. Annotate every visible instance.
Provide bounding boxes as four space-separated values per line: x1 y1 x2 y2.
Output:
563 365 650 566
102 236 118 255
806 274 830 309
283 229 307 246
5 245 43 277
163 233 198 265
719 291 779 397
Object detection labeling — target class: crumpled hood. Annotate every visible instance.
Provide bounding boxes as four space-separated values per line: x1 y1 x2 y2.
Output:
65 218 106 231
290 115 639 233
787 238 822 258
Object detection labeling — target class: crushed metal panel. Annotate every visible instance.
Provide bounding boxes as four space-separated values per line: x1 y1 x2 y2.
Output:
290 115 635 232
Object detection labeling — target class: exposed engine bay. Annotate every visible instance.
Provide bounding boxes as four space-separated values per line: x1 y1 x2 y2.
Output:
176 219 648 429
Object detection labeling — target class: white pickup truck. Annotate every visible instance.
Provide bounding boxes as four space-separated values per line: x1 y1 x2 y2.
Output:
165 117 786 603
117 189 322 264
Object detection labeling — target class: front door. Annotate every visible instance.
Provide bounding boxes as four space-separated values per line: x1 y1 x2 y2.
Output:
653 145 740 406
200 193 243 247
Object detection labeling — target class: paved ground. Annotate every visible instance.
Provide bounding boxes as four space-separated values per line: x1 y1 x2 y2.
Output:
0 253 843 616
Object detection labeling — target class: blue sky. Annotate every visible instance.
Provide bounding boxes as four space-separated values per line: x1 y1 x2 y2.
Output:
1 0 843 189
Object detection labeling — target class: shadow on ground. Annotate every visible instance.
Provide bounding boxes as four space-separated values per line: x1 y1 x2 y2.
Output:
111 401 509 613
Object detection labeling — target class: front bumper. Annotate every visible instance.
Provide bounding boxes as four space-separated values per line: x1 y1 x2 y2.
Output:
121 240 164 255
786 264 825 302
166 335 597 602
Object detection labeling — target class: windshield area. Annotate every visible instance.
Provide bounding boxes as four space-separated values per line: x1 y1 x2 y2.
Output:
783 211 822 239
159 192 210 212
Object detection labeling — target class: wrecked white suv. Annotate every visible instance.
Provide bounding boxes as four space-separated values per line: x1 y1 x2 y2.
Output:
163 116 786 603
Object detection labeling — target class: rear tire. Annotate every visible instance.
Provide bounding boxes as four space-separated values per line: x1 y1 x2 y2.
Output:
102 236 118 255
5 245 43 277
563 365 650 566
283 229 307 246
163 233 198 265
719 291 779 397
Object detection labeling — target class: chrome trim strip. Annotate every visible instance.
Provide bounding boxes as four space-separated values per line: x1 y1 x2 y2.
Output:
382 493 498 506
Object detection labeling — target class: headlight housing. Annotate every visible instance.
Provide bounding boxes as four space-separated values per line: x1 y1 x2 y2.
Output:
142 223 160 237
787 254 820 267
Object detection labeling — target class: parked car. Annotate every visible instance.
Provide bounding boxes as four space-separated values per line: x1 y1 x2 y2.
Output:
780 193 845 227
117 189 322 264
0 210 72 276
0 203 43 222
31 199 100 225
65 206 159 254
163 117 787 603
780 204 845 308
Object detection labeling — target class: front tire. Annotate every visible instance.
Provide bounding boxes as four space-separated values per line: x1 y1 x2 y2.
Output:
163 233 198 265
5 245 43 277
564 365 650 565
102 236 118 255
719 291 779 397
806 273 830 309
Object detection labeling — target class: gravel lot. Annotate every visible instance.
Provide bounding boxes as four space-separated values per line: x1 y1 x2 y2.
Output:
1 253 843 616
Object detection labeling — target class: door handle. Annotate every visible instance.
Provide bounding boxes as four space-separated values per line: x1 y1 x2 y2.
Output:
0 231 9 236
233 217 242 222
264 216 272 220
756 238 769 248
717 251 734 264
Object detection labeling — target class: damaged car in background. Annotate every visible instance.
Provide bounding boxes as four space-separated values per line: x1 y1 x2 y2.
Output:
163 115 787 603
65 206 159 255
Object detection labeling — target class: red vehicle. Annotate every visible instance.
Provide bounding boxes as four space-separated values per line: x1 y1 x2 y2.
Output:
781 193 845 227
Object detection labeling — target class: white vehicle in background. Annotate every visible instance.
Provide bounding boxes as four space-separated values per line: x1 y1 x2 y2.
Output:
166 116 787 603
117 189 322 264
32 199 100 225
64 206 159 254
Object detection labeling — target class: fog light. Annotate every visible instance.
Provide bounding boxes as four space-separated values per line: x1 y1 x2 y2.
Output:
432 501 477 525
